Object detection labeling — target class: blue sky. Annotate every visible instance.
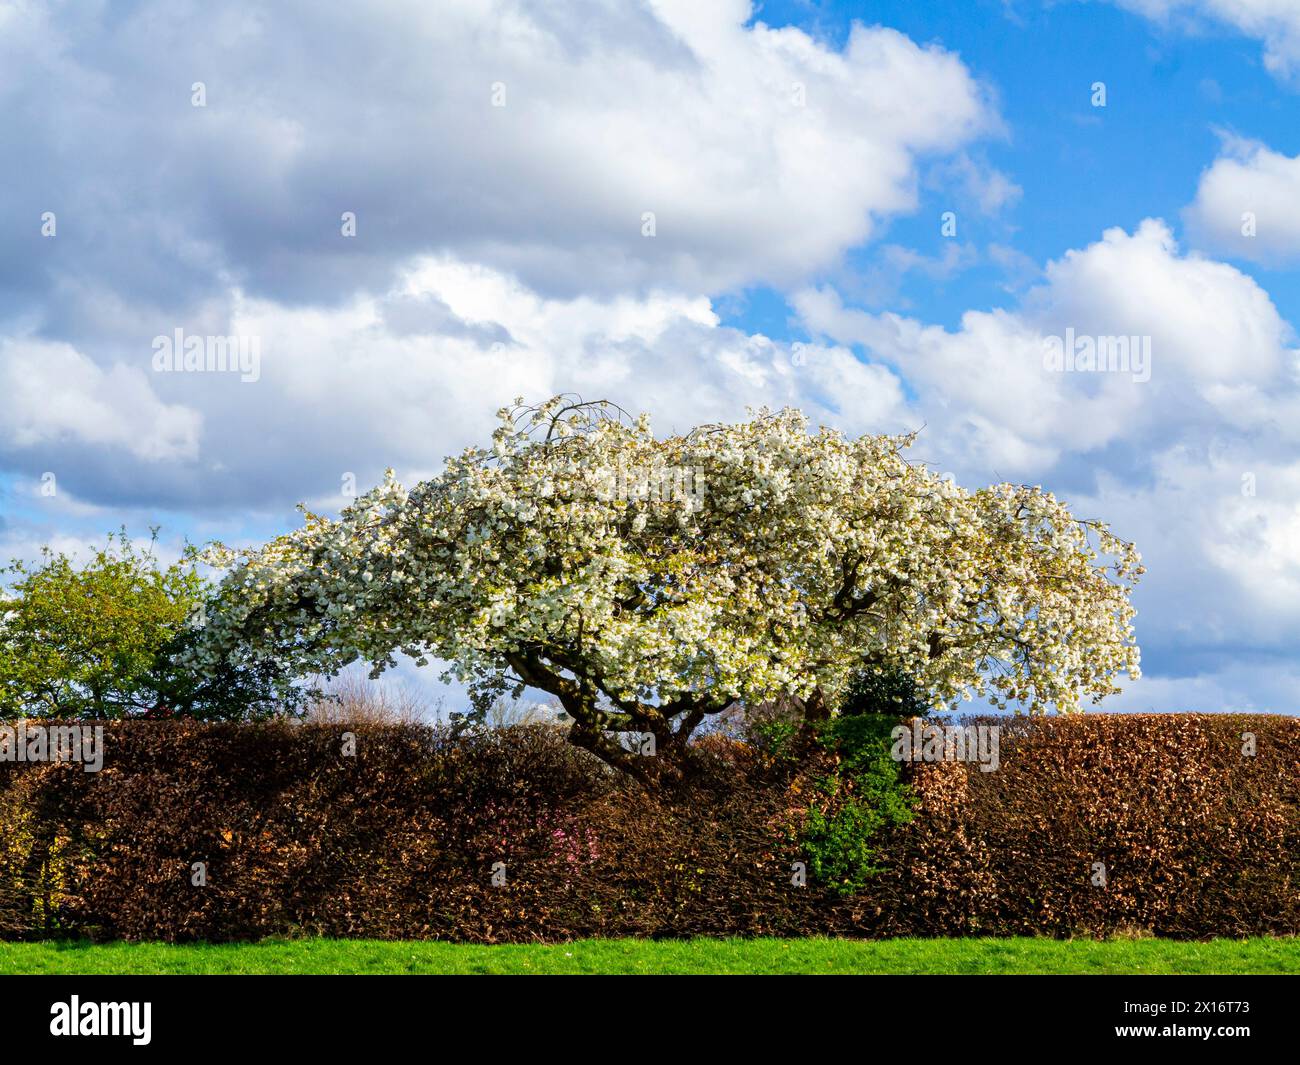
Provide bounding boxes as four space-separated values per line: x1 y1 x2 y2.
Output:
4 0 1300 713
733 0 1300 330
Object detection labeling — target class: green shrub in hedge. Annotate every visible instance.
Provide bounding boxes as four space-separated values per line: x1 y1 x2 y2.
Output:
801 715 916 894
799 670 922 895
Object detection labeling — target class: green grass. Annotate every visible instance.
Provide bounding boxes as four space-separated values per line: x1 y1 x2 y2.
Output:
2 936 1298 974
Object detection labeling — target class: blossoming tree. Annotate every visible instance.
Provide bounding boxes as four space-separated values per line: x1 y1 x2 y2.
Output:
194 396 1142 779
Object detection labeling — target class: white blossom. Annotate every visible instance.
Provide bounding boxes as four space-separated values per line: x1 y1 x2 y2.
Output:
191 396 1142 769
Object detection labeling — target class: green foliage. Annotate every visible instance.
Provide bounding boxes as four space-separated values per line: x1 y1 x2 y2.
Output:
749 718 802 767
800 713 915 895
837 662 931 717
0 532 197 718
0 532 295 720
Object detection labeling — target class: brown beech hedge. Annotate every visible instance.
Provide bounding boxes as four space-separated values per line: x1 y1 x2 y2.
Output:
2 713 1298 942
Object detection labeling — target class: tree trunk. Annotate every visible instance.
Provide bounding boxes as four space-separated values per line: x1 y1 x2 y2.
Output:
801 686 832 722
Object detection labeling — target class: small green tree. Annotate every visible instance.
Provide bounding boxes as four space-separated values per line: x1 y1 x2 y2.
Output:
836 663 931 718
0 532 293 720
789 664 926 893
800 713 916 894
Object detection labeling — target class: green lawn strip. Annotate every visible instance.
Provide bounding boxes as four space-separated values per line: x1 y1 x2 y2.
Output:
2 937 1298 975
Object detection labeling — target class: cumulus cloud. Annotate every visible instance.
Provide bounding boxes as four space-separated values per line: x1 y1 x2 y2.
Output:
1103 661 1300 712
1061 449 1300 664
1185 137 1300 262
0 337 201 463
796 220 1300 707
0 0 996 335
796 219 1296 477
1110 0 1300 82
0 0 992 515
0 257 908 512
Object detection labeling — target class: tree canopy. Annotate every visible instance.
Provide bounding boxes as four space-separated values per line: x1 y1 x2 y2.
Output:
0 532 293 720
193 396 1142 777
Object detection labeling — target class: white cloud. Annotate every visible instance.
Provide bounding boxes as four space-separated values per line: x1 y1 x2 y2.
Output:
0 338 201 463
926 153 1023 216
796 219 1300 704
1066 449 1300 643
1185 137 1300 262
232 255 910 475
1103 662 1300 712
0 0 998 311
796 219 1295 477
0 0 993 511
1111 0 1300 81
1037 219 1287 386
0 257 908 510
